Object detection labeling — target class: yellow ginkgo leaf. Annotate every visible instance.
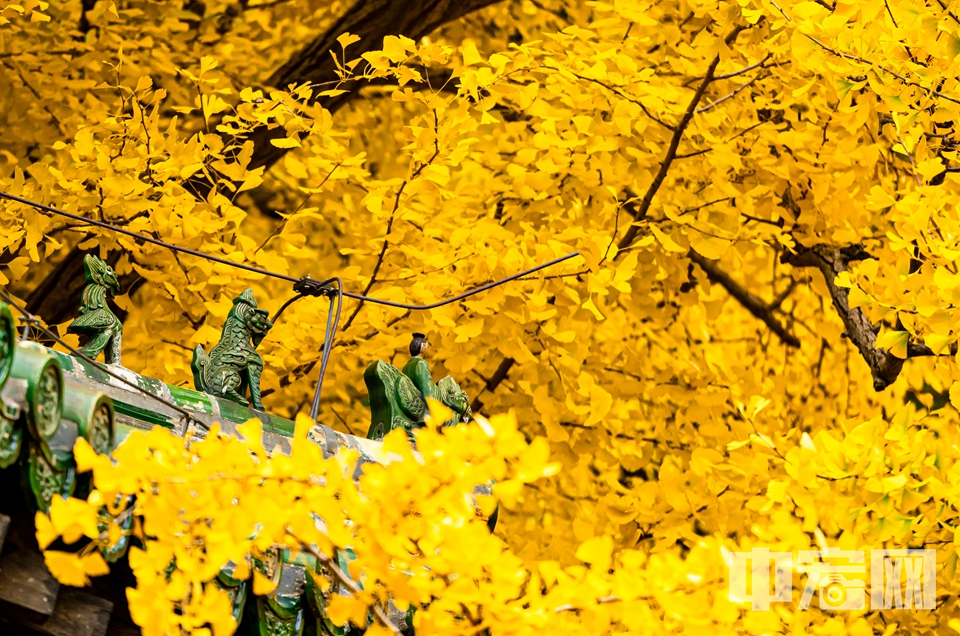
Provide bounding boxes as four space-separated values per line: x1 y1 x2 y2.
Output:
44 550 110 587
575 536 613 572
253 570 276 596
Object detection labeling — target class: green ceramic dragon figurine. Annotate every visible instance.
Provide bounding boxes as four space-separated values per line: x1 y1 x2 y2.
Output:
192 289 273 411
67 254 123 364
364 333 472 440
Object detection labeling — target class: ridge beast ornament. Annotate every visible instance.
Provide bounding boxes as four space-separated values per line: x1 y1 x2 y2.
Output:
67 254 123 364
192 288 273 410
364 332 472 440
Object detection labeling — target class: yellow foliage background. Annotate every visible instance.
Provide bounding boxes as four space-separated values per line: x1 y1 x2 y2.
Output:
7 0 960 633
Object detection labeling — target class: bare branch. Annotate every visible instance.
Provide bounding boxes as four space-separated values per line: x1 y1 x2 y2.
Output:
769 0 960 105
470 357 516 412
769 278 798 311
554 595 621 613
616 24 748 251
907 342 959 357
696 71 770 113
567 72 675 132
712 53 774 80
249 0 503 171
290 530 401 635
689 250 801 348
780 244 904 390
935 0 960 26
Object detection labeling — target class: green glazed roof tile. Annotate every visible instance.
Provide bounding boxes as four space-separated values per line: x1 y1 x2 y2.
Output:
168 384 214 414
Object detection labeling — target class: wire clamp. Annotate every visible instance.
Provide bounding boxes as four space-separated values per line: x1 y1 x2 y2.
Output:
293 276 337 298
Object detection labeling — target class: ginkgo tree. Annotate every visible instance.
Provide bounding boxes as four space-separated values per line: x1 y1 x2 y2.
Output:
8 0 960 633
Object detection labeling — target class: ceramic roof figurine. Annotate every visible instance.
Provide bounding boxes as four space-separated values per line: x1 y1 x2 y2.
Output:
192 288 273 411
365 332 472 440
67 254 123 365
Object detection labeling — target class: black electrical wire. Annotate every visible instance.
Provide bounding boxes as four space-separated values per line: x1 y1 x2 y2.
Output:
0 288 207 430
1 190 581 419
0 191 302 283
271 293 306 324
0 191 581 311
343 251 580 309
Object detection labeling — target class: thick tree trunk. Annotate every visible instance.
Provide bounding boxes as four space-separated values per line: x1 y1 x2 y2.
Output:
24 247 91 326
248 0 500 172
26 0 502 327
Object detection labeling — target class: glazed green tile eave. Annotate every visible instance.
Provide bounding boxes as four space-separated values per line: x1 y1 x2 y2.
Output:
0 274 488 636
167 384 215 414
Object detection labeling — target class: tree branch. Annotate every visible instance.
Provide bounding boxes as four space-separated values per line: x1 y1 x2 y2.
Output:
712 53 773 80
696 71 770 114
769 0 960 105
247 0 503 172
77 0 98 36
289 529 401 635
780 243 904 390
689 250 801 348
907 342 959 357
470 356 515 412
616 24 747 251
25 0 504 327
566 72 675 132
